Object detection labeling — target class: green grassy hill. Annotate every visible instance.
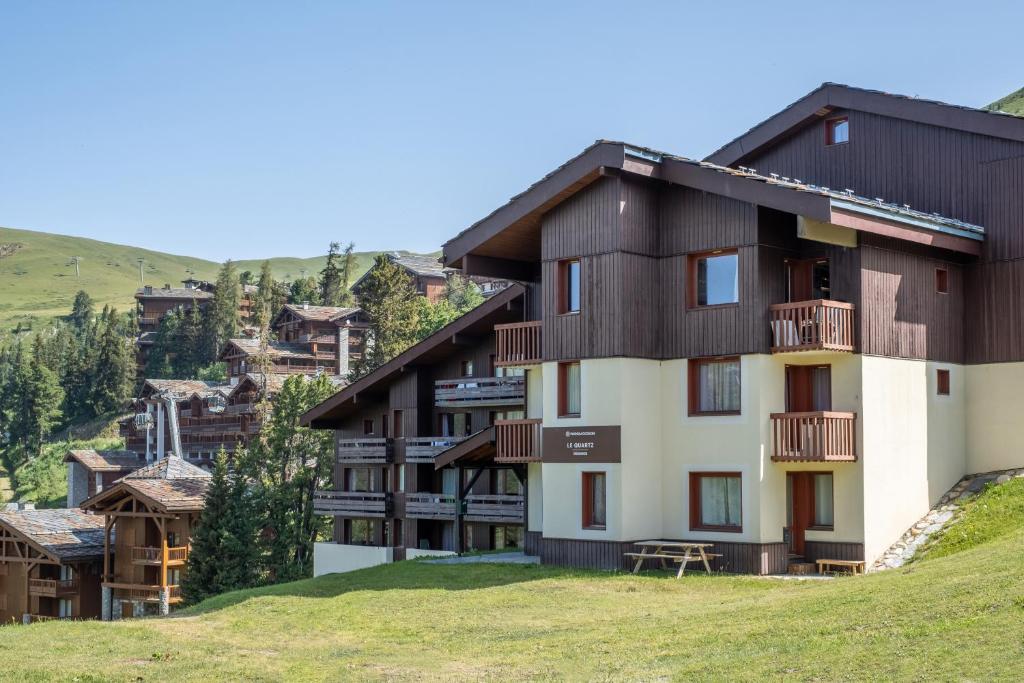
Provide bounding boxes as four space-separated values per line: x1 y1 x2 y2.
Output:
0 226 438 335
1 478 1022 680
986 86 1024 115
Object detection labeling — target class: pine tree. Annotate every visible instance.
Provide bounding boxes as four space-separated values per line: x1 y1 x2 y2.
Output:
351 255 420 377
182 448 232 604
145 309 181 378
204 260 242 363
319 242 343 306
338 242 356 307
12 337 65 456
252 260 278 331
68 290 94 330
289 276 320 305
178 300 205 377
218 449 261 591
89 311 133 416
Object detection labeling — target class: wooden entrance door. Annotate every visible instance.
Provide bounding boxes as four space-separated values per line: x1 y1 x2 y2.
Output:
786 258 830 302
787 472 815 556
785 365 832 412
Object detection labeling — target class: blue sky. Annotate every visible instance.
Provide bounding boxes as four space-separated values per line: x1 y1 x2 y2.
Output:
1 1 1022 261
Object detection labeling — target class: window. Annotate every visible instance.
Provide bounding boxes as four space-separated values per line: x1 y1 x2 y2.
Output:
559 259 581 314
346 519 378 545
558 361 581 417
812 473 834 529
60 565 74 582
381 414 389 439
826 117 849 145
935 268 949 294
582 472 607 529
393 410 404 438
59 599 73 618
937 368 950 396
346 467 373 492
688 357 741 415
460 360 474 377
690 473 742 532
362 418 374 435
688 250 739 307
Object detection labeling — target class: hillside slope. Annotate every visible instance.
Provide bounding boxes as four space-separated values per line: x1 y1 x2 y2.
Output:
1 480 1022 680
986 86 1024 116
0 226 437 333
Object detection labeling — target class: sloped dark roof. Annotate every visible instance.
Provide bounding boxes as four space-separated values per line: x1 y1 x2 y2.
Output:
276 304 360 324
123 456 212 481
220 338 320 362
143 379 229 400
0 509 106 562
351 253 448 293
135 287 213 300
64 449 147 473
82 456 212 513
705 82 1024 167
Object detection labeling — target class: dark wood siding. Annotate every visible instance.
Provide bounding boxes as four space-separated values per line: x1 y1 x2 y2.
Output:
803 541 865 564
539 537 788 574
965 259 1024 363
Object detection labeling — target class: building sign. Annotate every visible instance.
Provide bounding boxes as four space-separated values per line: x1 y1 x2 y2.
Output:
541 426 621 463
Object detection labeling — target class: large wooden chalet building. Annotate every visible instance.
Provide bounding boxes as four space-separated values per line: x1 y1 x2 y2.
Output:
303 83 1024 575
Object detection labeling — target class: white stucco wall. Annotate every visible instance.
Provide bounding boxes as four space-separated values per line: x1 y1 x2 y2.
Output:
965 362 1024 474
313 543 393 576
926 361 967 500
406 548 457 560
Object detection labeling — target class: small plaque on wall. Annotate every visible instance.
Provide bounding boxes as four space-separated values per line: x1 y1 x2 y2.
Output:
541 426 621 463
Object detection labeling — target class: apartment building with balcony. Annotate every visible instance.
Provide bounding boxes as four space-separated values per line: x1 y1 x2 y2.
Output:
301 285 535 574
80 456 211 619
0 507 106 624
427 85 1024 574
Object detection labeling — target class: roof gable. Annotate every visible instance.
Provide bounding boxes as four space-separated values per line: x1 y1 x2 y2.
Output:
705 83 1024 167
0 509 106 562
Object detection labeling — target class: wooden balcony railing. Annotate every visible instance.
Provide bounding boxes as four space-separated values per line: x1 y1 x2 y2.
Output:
464 494 524 523
495 419 542 463
770 411 857 462
405 493 457 519
336 438 393 463
434 376 525 408
104 582 180 603
404 437 467 463
28 578 78 597
131 546 189 565
313 491 392 517
769 300 855 352
494 321 542 366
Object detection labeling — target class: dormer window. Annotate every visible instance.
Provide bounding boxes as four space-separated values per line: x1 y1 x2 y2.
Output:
826 117 849 145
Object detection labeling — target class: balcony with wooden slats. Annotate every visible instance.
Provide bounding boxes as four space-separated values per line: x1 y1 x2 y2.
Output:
770 411 857 462
433 376 525 408
131 545 189 566
404 493 457 519
494 321 542 366
403 437 467 463
28 578 78 598
336 438 393 464
769 300 855 353
404 493 524 524
312 491 392 518
495 419 542 463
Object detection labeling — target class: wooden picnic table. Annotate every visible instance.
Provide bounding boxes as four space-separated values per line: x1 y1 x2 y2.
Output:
624 540 718 578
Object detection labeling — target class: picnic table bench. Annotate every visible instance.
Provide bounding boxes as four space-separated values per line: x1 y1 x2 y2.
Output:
816 558 865 575
625 541 720 578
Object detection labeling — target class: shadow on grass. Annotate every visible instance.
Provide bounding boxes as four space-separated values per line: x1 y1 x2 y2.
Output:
180 559 603 615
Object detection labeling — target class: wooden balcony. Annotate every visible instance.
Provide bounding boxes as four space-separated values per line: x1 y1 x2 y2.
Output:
465 494 524 524
769 300 855 352
336 438 393 464
494 321 542 366
131 545 189 566
770 411 857 462
28 578 78 597
495 419 542 463
405 493 456 519
105 582 183 604
434 376 525 408
403 437 467 463
313 491 392 518
404 493 524 523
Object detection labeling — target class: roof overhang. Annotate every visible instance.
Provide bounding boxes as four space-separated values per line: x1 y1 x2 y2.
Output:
433 427 496 470
300 284 526 429
705 83 1024 167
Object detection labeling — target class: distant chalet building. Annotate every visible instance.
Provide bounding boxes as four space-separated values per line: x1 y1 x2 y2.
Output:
351 252 512 304
121 305 366 463
0 507 107 624
81 456 211 620
64 449 149 508
134 279 257 371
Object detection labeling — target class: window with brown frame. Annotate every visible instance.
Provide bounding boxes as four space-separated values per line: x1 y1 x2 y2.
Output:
810 473 834 529
558 258 581 314
825 117 849 145
687 250 739 308
935 268 949 294
363 418 374 435
582 471 606 529
688 357 741 415
937 368 950 396
460 359 474 377
558 361 581 417
689 472 742 532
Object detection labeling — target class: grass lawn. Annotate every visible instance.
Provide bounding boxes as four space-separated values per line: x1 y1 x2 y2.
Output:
1 486 1023 681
